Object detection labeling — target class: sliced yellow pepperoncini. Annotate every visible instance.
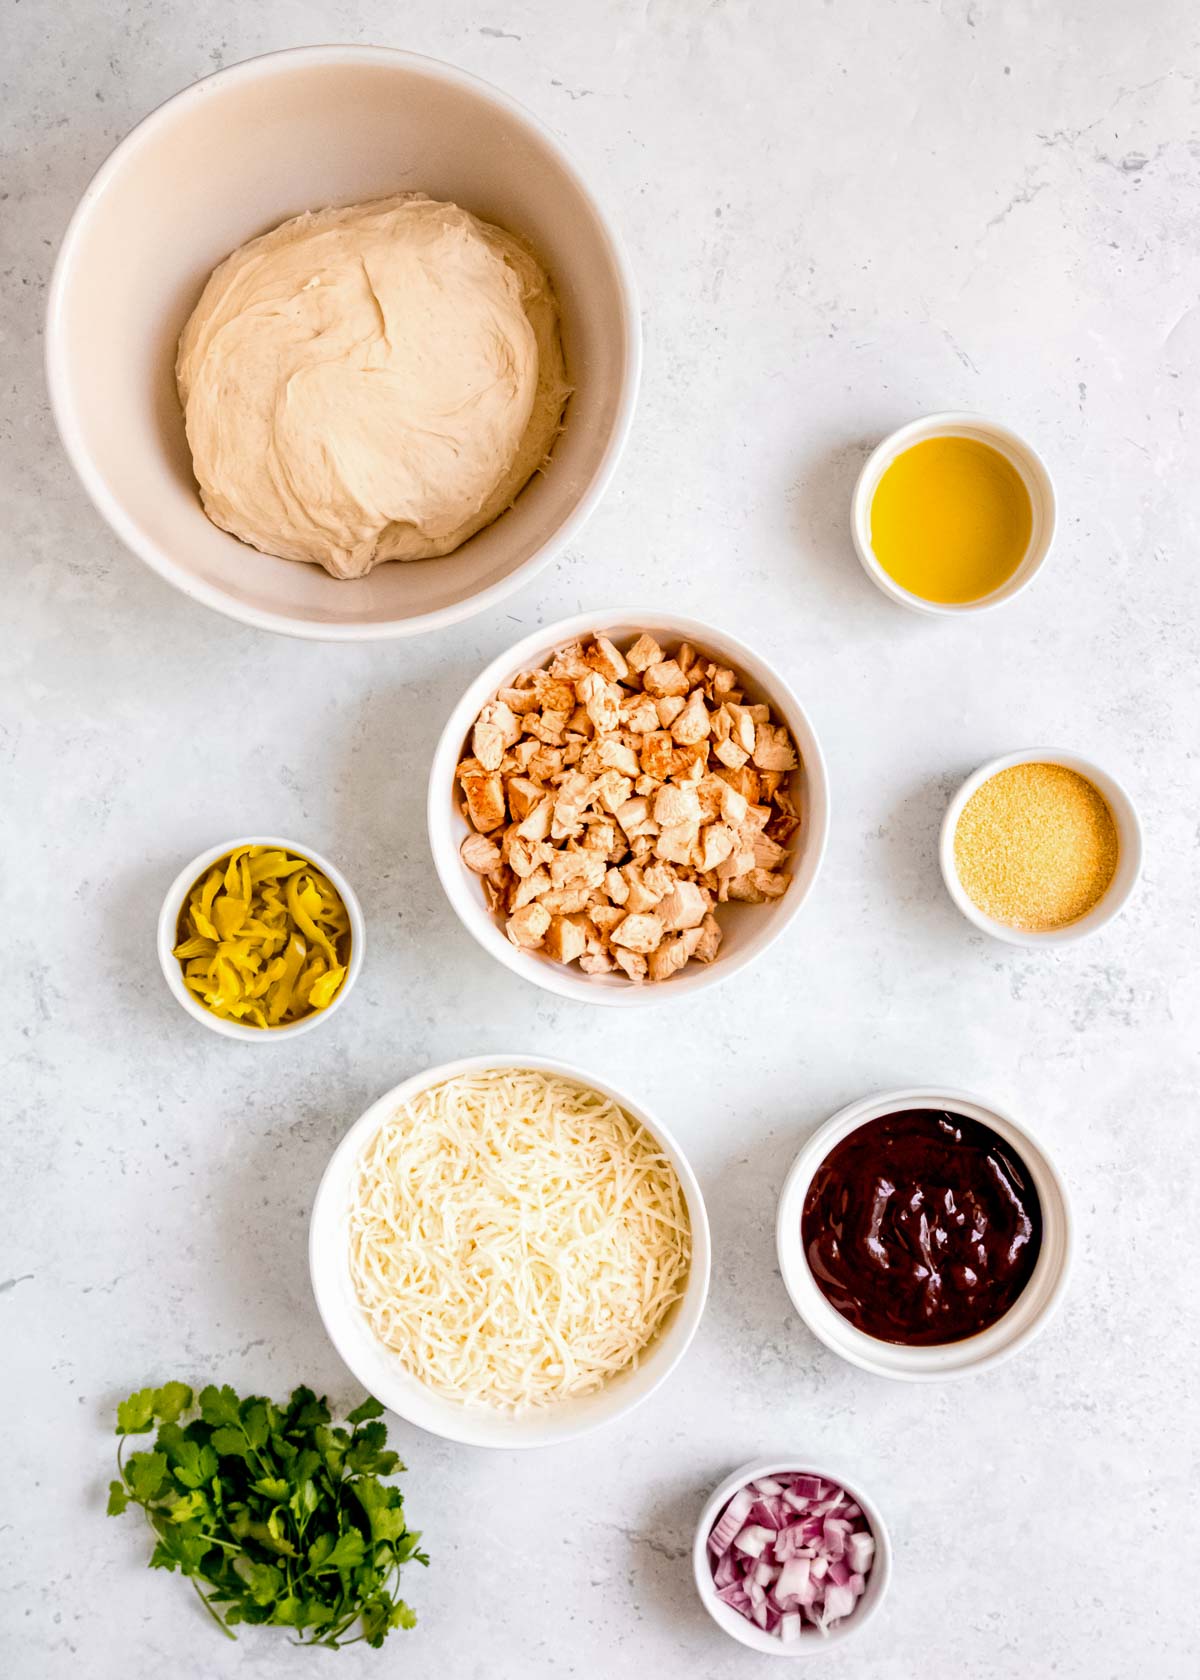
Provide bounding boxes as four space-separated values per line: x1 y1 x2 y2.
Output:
173 845 351 1028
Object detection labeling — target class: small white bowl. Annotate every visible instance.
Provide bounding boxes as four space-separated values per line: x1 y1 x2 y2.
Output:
157 836 364 1040
427 610 830 1007
47 46 640 640
776 1088 1072 1381
851 412 1056 616
309 1054 711 1448
693 1458 891 1657
939 749 1143 946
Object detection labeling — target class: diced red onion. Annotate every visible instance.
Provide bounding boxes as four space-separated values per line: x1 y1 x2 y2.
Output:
776 1557 811 1601
708 1487 755 1555
707 1471 875 1642
733 1523 773 1558
746 1499 782 1532
752 1476 785 1496
823 1516 848 1559
712 1551 739 1590
821 1584 856 1624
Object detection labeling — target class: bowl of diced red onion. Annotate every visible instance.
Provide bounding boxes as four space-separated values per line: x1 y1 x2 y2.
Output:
692 1460 890 1656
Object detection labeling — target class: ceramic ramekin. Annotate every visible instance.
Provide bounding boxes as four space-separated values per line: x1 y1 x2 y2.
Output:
693 1458 892 1657
46 46 640 640
427 609 830 1008
851 412 1056 616
157 836 365 1040
309 1054 711 1448
939 749 1143 946
776 1088 1072 1380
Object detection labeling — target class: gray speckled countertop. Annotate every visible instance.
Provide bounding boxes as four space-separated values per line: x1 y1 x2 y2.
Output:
3 2 1199 1676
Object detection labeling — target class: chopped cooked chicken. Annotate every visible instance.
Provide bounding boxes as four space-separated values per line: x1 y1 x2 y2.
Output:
506 903 550 947
460 769 506 832
652 783 702 827
544 914 588 964
671 689 711 745
691 913 723 963
460 833 503 874
626 632 663 672
610 912 665 954
648 934 691 982
586 634 630 683
656 880 710 930
455 629 800 983
642 659 690 698
752 723 798 772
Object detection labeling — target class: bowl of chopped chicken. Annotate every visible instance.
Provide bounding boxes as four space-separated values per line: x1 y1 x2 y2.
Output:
428 612 829 1003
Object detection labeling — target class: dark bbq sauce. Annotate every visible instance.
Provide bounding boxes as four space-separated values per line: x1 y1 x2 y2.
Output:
801 1109 1042 1346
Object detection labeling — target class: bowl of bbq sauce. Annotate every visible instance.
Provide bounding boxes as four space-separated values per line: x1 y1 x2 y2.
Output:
776 1089 1071 1379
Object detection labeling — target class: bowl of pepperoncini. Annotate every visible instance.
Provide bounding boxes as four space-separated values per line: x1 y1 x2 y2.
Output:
157 838 364 1039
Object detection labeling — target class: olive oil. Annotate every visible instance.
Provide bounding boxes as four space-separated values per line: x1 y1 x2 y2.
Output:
870 436 1032 604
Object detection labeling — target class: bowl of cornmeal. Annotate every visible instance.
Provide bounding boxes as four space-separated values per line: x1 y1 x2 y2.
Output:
939 750 1143 945
47 46 640 639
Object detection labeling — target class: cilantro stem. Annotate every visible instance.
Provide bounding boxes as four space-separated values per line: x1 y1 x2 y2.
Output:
191 1580 237 1641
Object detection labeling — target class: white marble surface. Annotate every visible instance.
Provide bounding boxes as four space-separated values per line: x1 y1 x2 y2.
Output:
4 1 1199 1675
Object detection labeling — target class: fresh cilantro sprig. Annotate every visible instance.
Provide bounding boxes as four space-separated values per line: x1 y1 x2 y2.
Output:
108 1382 427 1648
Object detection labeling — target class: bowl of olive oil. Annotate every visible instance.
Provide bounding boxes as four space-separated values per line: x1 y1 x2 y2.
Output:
851 412 1056 615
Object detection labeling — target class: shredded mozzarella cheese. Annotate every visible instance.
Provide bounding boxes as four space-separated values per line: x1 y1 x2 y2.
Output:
347 1068 692 1410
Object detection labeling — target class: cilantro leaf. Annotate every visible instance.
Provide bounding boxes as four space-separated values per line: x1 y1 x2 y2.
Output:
165 1489 210 1524
172 1438 219 1488
284 1387 330 1433
345 1395 385 1425
316 1530 365 1574
149 1528 212 1575
106 1479 130 1516
345 1420 400 1476
125 1450 168 1501
115 1388 157 1435
241 1400 270 1450
251 1476 290 1502
235 1558 284 1606
152 1381 193 1424
288 1478 319 1523
354 1477 409 1544
210 1426 252 1463
198 1384 242 1430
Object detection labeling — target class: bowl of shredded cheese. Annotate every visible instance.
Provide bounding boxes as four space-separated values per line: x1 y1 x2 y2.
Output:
309 1056 710 1447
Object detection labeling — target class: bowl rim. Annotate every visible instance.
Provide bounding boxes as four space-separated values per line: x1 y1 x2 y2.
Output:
426 607 831 1007
155 834 365 1040
307 1052 712 1448
938 748 1144 945
692 1457 892 1656
776 1086 1073 1381
44 43 642 642
850 411 1057 617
